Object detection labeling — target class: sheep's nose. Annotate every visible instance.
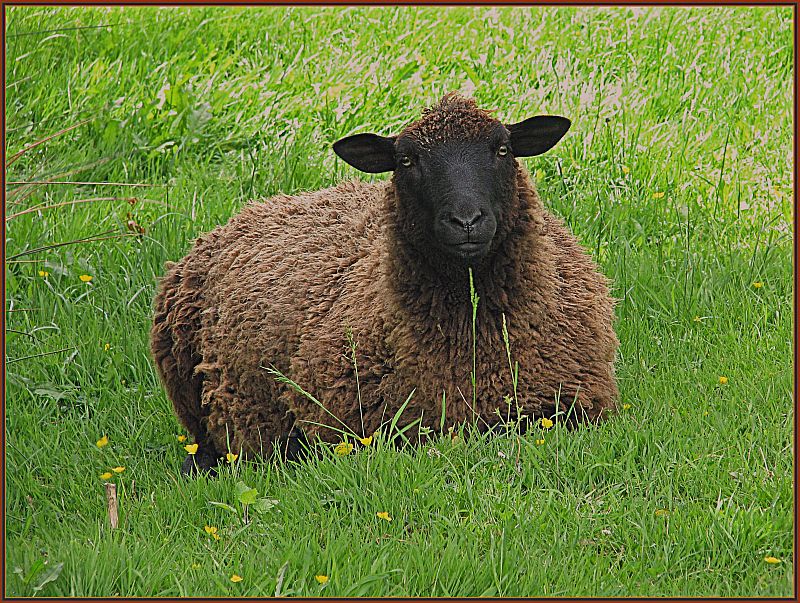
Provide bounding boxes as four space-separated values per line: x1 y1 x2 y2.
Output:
450 210 483 230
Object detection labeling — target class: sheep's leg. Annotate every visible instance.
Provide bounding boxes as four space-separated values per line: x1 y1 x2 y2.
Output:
282 426 310 462
201 399 309 466
549 387 615 425
242 424 310 464
181 446 223 477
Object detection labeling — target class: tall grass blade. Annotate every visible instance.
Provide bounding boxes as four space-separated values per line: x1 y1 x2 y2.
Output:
5 119 91 168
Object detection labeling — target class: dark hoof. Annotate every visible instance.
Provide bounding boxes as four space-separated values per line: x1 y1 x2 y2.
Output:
181 448 222 477
283 429 309 463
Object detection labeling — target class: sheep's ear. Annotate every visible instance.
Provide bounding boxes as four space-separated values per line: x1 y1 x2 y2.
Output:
506 116 571 157
333 134 397 173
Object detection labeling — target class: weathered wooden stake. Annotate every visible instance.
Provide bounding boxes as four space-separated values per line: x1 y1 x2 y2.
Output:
105 482 119 530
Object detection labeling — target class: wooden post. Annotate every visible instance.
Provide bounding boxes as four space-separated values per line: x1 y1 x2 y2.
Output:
105 482 119 530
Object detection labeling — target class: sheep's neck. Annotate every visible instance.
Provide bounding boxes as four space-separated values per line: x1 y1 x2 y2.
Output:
384 170 551 333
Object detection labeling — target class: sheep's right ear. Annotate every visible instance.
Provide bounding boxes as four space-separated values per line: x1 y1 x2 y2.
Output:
333 134 397 173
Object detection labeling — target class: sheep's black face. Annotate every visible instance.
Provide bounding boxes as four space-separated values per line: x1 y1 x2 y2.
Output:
332 94 571 266
391 127 514 262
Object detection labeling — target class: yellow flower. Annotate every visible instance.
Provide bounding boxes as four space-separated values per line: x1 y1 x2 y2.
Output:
622 403 631 410
315 575 329 585
358 436 373 446
652 192 665 199
226 452 238 463
535 439 545 445
230 574 243 583
703 411 709 416
177 435 186 442
191 563 201 570
377 511 392 522
100 472 113 480
204 525 220 541
79 274 93 283
718 376 728 385
185 443 199 455
752 281 763 289
655 509 669 517
96 435 109 448
104 343 110 351
334 442 353 456
540 417 554 429
38 270 49 277
764 556 781 564
112 466 125 473
621 165 630 174
693 316 702 323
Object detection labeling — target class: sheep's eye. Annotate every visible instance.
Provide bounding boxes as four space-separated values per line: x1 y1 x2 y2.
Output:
497 145 509 157
399 155 412 168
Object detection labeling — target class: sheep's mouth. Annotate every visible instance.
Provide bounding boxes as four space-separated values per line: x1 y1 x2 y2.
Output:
448 240 491 260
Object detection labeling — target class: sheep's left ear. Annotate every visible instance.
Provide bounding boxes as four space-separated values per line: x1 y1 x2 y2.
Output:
506 116 571 157
333 133 397 173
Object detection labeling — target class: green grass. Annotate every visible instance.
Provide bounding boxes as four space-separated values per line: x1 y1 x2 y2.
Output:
4 5 794 597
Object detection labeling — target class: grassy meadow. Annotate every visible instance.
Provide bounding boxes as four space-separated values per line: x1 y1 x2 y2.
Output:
4 5 794 597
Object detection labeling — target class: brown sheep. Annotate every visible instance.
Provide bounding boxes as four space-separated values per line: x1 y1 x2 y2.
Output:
151 93 618 474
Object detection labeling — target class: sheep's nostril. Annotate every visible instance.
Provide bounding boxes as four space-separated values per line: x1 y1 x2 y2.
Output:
451 210 483 230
